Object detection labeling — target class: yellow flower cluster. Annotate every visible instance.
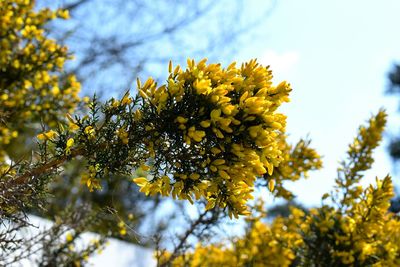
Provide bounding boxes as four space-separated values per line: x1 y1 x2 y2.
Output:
336 110 387 208
269 137 322 199
299 175 398 265
166 179 399 266
37 130 58 141
80 164 101 192
134 59 292 218
160 201 305 267
0 0 80 171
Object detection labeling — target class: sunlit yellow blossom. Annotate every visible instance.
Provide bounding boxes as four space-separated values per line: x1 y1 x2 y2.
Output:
135 58 292 216
0 0 81 172
37 130 58 140
81 172 101 192
84 126 95 138
57 9 70 19
66 232 73 242
65 138 74 154
116 128 129 144
268 179 275 192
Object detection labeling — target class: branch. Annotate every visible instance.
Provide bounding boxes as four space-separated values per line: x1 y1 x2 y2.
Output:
14 148 83 184
63 0 91 11
159 209 219 267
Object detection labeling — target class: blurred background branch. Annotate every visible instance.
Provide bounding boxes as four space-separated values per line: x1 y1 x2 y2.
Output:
43 0 276 94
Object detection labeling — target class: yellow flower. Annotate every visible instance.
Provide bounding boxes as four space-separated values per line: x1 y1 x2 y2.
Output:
81 172 101 192
134 110 142 121
69 122 80 132
268 179 275 192
140 165 150 171
194 78 212 94
66 232 73 242
65 138 74 154
121 95 132 105
116 129 129 144
118 220 127 236
57 9 70 19
84 126 95 138
176 116 188 124
132 177 148 187
37 130 57 140
139 89 148 99
51 86 60 96
190 173 200 180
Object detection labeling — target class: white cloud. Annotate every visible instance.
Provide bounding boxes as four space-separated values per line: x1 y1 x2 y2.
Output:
258 50 299 76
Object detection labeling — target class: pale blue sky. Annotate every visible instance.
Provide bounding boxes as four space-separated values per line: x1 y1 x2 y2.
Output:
235 0 400 206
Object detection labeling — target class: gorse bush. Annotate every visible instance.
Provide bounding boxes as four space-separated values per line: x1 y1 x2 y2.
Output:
1 1 399 266
31 59 322 219
0 1 105 265
0 0 81 214
0 0 80 157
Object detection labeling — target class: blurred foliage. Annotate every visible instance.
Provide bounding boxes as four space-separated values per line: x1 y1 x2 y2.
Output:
387 64 400 164
0 1 106 265
386 64 400 214
42 0 276 93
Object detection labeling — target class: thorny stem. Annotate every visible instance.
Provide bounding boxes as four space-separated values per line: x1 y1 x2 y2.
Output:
14 148 84 184
13 114 114 185
159 209 210 267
